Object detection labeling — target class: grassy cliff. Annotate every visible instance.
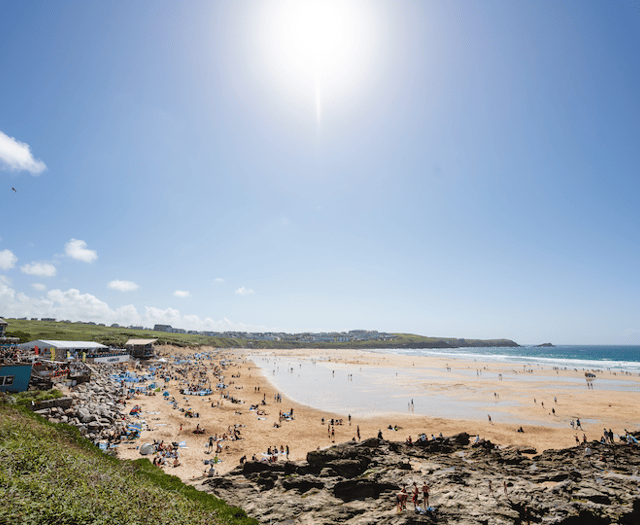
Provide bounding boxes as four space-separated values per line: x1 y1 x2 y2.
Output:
0 397 257 525
3 318 519 349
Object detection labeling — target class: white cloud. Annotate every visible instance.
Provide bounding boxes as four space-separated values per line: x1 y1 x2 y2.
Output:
31 283 47 291
0 131 47 174
0 249 17 270
108 280 139 292
64 238 97 263
214 278 225 283
174 290 190 298
235 286 255 295
21 261 56 277
0 277 264 331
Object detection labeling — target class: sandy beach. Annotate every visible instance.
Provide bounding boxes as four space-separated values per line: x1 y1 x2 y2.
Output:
114 346 640 483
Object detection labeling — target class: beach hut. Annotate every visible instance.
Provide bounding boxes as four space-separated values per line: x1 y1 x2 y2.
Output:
125 339 158 359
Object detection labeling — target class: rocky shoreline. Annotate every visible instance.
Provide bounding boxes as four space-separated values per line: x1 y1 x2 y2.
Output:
33 364 128 444
201 434 640 524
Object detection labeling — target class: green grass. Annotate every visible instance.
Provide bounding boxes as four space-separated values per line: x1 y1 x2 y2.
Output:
4 318 242 348
10 389 64 408
0 398 258 525
3 318 518 349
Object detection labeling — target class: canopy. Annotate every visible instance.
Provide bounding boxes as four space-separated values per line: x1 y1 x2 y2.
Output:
19 340 108 351
125 339 158 346
139 443 156 455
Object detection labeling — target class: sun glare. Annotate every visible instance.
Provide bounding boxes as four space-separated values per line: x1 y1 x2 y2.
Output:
256 0 377 129
289 1 344 65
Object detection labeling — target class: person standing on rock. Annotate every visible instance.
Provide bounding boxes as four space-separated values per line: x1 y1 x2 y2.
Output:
422 482 429 508
396 485 407 512
378 429 383 439
412 483 419 509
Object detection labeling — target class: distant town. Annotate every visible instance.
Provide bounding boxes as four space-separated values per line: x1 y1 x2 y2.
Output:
10 317 397 344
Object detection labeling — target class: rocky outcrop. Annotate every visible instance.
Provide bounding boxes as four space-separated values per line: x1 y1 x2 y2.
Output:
200 433 640 524
36 364 128 443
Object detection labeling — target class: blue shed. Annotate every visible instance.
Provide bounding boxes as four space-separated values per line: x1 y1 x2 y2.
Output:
0 363 33 393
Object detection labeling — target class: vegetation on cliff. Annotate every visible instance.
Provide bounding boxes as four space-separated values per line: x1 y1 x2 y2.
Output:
4 318 519 350
0 397 257 525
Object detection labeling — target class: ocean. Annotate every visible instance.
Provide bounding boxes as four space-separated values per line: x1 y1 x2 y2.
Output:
367 346 640 374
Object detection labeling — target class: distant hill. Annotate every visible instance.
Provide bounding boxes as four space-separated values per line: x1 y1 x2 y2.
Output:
3 318 519 350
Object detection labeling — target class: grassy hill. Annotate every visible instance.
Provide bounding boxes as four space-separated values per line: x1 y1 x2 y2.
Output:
0 395 257 525
4 318 241 348
3 318 519 349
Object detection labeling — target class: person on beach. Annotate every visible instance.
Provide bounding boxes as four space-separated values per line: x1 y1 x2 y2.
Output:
422 482 429 508
412 483 419 509
378 429 383 439
357 425 361 441
396 485 408 512
488 414 492 424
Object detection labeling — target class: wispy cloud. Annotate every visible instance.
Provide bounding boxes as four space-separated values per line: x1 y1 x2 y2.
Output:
214 278 225 284
235 286 255 295
31 283 47 291
0 131 47 174
65 239 97 263
174 290 190 298
0 249 17 270
21 261 56 277
108 280 139 292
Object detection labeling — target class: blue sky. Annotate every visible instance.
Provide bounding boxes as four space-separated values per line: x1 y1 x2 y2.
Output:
1 1 639 344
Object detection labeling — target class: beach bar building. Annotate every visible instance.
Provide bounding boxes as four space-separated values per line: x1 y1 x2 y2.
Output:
0 318 20 347
125 338 157 359
0 363 32 392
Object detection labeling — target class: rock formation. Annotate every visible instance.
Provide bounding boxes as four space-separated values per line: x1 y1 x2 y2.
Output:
33 364 128 444
201 434 640 524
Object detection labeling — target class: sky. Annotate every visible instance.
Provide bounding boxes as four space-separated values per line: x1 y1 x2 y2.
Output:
1 1 639 345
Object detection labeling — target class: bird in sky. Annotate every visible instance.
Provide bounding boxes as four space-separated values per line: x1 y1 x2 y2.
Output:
11 187 17 192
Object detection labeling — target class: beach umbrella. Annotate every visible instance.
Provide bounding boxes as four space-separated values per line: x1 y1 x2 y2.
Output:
163 391 170 397
139 443 156 455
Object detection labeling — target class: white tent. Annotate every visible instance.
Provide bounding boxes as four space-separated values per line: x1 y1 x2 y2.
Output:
19 340 108 351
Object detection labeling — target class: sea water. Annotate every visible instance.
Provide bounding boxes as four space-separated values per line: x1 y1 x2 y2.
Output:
370 345 640 374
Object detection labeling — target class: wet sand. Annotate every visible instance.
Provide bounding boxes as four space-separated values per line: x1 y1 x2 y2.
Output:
114 346 640 483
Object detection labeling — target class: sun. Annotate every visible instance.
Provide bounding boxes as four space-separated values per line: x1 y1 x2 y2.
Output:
288 1 345 66
256 0 377 127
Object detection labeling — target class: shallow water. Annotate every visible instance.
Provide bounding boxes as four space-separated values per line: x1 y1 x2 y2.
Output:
250 355 555 425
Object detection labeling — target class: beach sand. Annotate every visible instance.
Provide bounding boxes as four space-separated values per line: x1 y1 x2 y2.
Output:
114 346 640 483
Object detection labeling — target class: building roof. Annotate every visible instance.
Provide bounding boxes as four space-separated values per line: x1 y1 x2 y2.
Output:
125 338 158 346
0 318 8 326
19 340 108 350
